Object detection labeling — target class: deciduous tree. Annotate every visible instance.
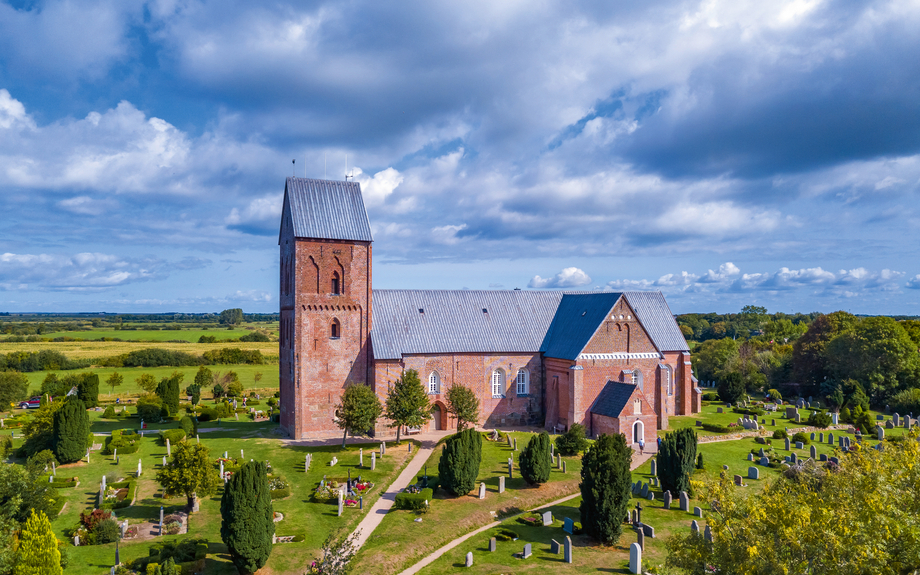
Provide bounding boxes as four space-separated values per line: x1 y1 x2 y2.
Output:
156 442 219 509
0 371 28 408
384 369 431 443
136 373 158 394
105 372 123 396
220 461 274 575
445 384 479 432
334 384 382 448
579 433 632 544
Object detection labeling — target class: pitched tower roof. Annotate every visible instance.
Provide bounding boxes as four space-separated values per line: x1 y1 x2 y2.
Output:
281 177 372 242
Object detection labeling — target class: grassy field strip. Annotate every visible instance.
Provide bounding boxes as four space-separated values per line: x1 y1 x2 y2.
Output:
0 340 278 359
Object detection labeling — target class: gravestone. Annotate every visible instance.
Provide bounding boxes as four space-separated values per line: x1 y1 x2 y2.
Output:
514 438 518 451
679 491 689 512
380 443 384 457
886 420 895 429
629 542 642 574
465 551 473 567
663 490 672 510
771 419 776 426
371 452 376 470
196 434 199 444
563 517 574 534
830 456 839 465
224 451 228 459
542 511 553 526
508 462 513 478
637 528 645 550
359 449 363 467
795 413 802 423
562 461 567 473
696 420 702 427
704 524 713 542
408 442 413 453
550 539 560 554
694 506 702 517
642 524 655 538
810 432 816 440
819 453 828 461
641 483 649 498
159 507 164 535
722 464 729 470
163 456 167 467
563 536 572 563
220 461 224 477
790 452 798 463
795 441 804 449
819 432 824 442
550 442 554 456
877 415 884 421
828 433 834 444
810 445 817 459
490 537 496 552
759 456 769 466
51 461 55 476
498 476 505 493
650 459 656 476
785 438 790 451
894 413 901 426
747 453 753 461
748 467 759 480
137 459 142 477
338 492 344 516
832 412 839 425
878 426 885 441
733 474 743 487
522 543 532 559
759 447 765 457
691 520 699 533
647 491 655 501
479 482 486 500
717 407 723 413
507 435 512 447
786 407 797 418
166 438 171 457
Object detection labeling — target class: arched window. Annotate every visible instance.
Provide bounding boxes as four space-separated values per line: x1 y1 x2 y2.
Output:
330 318 340 339
516 369 529 395
630 369 643 392
491 369 505 398
331 271 340 295
428 371 441 394
663 366 672 396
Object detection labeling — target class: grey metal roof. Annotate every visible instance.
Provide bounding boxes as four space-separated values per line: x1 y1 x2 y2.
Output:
539 293 623 360
623 291 689 352
371 290 565 360
283 177 372 242
590 381 637 418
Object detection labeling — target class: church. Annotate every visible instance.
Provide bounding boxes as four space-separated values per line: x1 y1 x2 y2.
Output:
278 178 701 444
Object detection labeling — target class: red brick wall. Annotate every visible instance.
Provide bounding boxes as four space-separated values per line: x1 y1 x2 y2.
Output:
280 234 373 439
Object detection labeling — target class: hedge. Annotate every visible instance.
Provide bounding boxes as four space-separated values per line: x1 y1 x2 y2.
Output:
159 428 187 446
49 476 78 489
701 423 730 433
733 407 765 417
100 479 136 510
103 429 142 455
394 488 433 511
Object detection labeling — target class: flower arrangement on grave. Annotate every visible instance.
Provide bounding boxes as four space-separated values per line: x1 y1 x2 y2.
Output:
728 422 738 428
124 525 138 539
344 498 359 508
354 480 373 493
312 479 343 502
308 562 320 574
516 512 542 526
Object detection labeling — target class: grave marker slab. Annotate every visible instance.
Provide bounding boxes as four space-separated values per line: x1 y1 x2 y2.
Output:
563 517 574 534
522 543 532 558
479 482 486 500
663 490 672 510
498 476 505 493
642 524 655 538
748 467 759 480
629 542 642 574
466 551 473 567
694 506 703 517
704 525 713 542
542 511 553 526
563 536 572 563
550 539 560 554
679 491 689 512
734 474 744 487
490 537 496 552
691 520 700 533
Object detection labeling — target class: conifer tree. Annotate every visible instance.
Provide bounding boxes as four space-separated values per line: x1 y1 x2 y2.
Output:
658 427 698 496
52 397 89 464
76 373 99 408
438 428 482 496
384 369 431 443
220 460 274 575
579 433 632 544
14 510 62 575
156 373 182 416
520 431 552 485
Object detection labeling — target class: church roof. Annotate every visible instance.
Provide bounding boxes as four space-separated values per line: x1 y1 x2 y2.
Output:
539 292 623 360
371 289 564 360
590 381 638 419
283 177 373 242
370 289 688 360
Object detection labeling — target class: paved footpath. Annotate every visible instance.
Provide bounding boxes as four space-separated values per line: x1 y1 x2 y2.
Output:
396 448 655 575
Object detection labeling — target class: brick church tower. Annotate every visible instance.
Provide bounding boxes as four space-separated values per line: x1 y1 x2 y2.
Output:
278 178 373 439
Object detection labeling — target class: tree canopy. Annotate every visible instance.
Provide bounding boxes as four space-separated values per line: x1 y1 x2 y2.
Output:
579 433 632 545
52 397 89 464
219 308 244 325
384 369 431 443
220 460 274 575
0 371 28 407
334 384 382 448
156 442 220 508
520 431 552 485
438 428 482 496
14 510 62 575
445 384 479 432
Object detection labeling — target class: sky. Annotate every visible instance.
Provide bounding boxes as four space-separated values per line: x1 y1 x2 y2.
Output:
0 0 919 315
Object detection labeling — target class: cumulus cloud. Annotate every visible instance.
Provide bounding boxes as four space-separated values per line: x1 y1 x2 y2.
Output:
907 275 920 290
529 267 592 289
57 196 118 216
226 194 284 236
353 167 404 207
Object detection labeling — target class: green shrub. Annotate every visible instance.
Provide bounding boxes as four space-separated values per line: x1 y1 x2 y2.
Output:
239 332 270 342
807 411 832 428
202 348 264 365
701 423 730 433
95 518 120 544
554 423 589 456
394 488 433 510
159 428 186 446
136 395 163 423
103 429 142 455
0 435 12 458
197 408 218 422
890 388 920 415
198 335 217 344
696 452 704 470
733 407 765 417
102 405 116 419
438 428 482 496
773 429 788 439
520 432 552 485
702 392 719 402
792 432 810 445
658 428 698 496
179 416 196 437
493 528 519 542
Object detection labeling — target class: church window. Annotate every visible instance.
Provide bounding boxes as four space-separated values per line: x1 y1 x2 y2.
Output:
331 318 340 339
428 371 441 394
664 367 672 396
630 369 643 392
516 369 529 395
491 369 505 398
332 271 341 295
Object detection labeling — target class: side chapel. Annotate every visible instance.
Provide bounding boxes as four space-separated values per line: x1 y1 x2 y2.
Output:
278 178 701 444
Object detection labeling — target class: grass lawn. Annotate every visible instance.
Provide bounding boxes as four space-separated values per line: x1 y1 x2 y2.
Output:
7 410 416 575
353 430 586 575
20 363 279 400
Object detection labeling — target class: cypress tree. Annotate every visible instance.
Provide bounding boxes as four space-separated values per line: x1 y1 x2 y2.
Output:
438 428 482 496
76 373 99 408
520 431 552 485
52 398 89 464
14 510 62 575
657 427 698 496
579 433 632 544
156 374 181 416
220 460 274 575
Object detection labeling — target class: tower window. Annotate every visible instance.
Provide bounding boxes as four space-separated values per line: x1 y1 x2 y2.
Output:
331 319 340 339
331 271 341 295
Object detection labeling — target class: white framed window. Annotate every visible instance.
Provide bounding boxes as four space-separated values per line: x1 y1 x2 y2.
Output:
516 369 529 395
428 371 441 394
630 369 643 391
491 369 505 398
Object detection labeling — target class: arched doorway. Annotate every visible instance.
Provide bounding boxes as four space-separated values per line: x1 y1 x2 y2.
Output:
431 404 443 431
632 420 644 445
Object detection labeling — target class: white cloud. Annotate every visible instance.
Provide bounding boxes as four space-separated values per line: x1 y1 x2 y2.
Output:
698 262 741 283
654 202 782 237
430 224 467 245
226 194 283 234
57 195 117 216
353 167 404 207
529 267 592 289
0 252 153 291
907 275 920 290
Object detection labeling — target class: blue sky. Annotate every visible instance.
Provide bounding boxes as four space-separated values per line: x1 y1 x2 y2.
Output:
0 0 918 315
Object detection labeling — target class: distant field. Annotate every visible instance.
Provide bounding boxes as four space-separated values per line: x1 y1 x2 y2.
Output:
23 363 279 398
0 339 278 359
30 321 278 342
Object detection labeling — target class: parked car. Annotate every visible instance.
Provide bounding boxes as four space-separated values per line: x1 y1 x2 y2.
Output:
18 397 42 409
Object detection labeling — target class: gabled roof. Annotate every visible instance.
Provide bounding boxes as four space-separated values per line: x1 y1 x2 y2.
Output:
371 290 564 360
282 177 372 242
539 292 622 360
623 291 689 352
590 381 637 418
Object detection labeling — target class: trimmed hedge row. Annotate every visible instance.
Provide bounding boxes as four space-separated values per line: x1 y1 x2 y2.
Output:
701 422 730 433
103 429 142 455
394 488 433 511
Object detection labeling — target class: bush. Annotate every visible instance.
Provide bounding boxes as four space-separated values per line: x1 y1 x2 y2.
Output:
658 428 698 496
438 428 482 496
102 406 116 419
890 388 920 415
0 435 12 458
136 395 164 423
94 518 121 544
121 349 202 368
773 429 788 439
394 488 433 510
239 332 270 342
198 335 217 343
792 432 810 445
554 423 589 456
702 392 719 402
520 432 552 485
493 528 519 541
733 407 765 417
103 429 142 455
179 416 196 437
701 423 730 433
807 411 832 428
202 348 264 365
197 408 218 422
696 453 704 469
159 429 186 446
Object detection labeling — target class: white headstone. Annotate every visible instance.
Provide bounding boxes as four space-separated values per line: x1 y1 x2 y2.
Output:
465 551 473 567
371 452 376 470
166 438 171 456
359 448 363 467
629 542 642 574
137 459 142 477
478 482 486 499
498 476 505 493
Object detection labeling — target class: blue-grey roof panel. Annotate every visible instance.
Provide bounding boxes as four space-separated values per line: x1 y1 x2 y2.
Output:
590 381 637 419
371 290 565 360
284 177 373 242
623 291 689 352
539 292 623 360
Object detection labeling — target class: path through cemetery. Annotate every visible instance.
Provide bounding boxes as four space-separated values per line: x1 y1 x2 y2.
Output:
396 450 654 575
